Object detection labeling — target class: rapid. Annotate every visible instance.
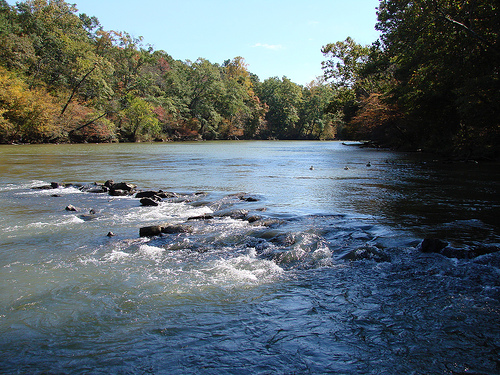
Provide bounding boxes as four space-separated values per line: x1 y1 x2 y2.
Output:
0 141 499 374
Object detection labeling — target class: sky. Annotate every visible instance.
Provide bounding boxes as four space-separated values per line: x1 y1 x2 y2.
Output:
9 0 382 85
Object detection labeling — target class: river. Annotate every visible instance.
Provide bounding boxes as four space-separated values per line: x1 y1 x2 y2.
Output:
0 141 499 374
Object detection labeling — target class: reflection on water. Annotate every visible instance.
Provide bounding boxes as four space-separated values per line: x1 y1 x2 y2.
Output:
0 141 499 374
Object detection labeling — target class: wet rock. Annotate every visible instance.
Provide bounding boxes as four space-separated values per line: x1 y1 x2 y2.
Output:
213 208 249 220
104 180 114 188
472 244 500 257
157 191 179 199
228 192 259 202
107 232 115 237
50 182 60 188
472 252 500 267
87 186 108 193
250 218 284 227
79 183 107 193
341 245 390 262
111 182 137 192
139 224 193 237
32 184 54 190
51 194 62 197
108 182 136 196
109 189 129 196
78 213 97 221
65 204 78 212
135 191 161 199
418 238 500 259
417 238 448 254
140 197 160 206
246 215 262 223
161 224 193 234
187 214 214 221
139 225 163 237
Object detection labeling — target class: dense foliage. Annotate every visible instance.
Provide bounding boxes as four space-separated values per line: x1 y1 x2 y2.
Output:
0 0 336 143
321 0 499 159
1 0 498 158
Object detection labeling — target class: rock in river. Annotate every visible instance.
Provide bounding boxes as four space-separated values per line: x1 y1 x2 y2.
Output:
139 224 193 237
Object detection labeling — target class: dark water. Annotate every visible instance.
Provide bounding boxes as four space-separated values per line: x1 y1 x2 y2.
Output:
0 141 499 374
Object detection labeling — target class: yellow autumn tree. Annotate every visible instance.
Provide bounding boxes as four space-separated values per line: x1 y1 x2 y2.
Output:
0 66 60 143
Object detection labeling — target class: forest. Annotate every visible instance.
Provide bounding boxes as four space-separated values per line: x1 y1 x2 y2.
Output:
0 0 498 159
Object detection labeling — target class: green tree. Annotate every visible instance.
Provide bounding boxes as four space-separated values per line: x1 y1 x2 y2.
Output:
121 95 160 141
321 37 371 90
298 79 336 139
258 76 303 139
375 0 500 157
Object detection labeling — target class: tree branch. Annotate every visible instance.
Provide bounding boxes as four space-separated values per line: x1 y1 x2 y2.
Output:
60 63 97 116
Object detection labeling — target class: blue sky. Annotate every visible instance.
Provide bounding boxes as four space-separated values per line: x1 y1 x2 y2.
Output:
10 0 381 85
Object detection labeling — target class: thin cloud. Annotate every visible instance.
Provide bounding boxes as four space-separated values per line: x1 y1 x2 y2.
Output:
252 43 284 51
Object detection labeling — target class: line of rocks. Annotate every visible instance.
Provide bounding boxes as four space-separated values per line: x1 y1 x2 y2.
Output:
33 181 272 238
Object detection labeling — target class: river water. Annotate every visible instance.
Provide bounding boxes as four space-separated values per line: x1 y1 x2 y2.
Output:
0 141 499 374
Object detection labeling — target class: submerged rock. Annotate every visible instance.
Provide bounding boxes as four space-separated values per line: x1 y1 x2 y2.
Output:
32 184 55 190
417 238 448 254
213 208 249 220
417 238 500 259
340 245 390 262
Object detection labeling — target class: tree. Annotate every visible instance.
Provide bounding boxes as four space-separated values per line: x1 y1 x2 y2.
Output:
375 0 500 157
258 77 303 139
0 65 60 142
321 37 371 90
298 79 335 139
121 95 159 141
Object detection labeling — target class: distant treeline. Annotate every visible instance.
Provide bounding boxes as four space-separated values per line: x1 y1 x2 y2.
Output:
0 0 498 159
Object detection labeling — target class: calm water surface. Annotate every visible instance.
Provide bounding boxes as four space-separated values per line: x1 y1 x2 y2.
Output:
0 141 499 374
